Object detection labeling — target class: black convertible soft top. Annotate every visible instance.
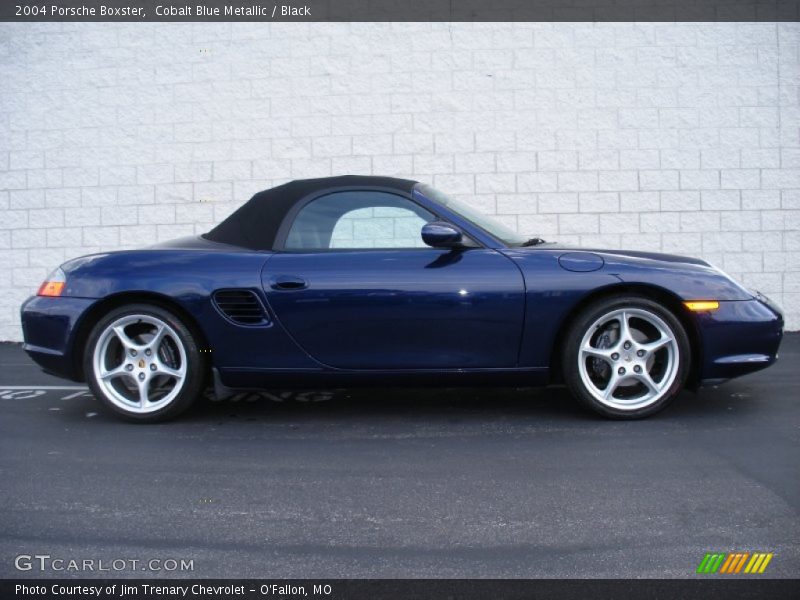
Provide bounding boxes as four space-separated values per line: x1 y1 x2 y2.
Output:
203 175 418 251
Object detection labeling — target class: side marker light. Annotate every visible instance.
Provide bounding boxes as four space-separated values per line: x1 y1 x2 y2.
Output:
684 300 720 312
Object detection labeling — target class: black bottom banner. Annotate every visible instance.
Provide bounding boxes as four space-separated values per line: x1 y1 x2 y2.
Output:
3 579 799 600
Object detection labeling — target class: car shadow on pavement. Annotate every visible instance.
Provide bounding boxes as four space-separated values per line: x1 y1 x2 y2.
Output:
175 382 762 425
27 381 767 429
192 386 591 421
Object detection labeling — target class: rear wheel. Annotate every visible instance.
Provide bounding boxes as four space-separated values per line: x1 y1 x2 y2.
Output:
562 295 690 419
84 304 205 422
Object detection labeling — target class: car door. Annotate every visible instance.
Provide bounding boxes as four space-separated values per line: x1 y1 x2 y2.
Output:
262 189 525 370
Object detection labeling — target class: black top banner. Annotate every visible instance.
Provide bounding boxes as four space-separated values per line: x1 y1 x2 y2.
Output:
2 0 799 22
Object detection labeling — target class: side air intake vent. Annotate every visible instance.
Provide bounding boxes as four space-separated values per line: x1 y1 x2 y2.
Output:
212 290 269 326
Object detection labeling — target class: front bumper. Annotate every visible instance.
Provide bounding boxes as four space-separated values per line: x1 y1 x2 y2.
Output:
696 295 783 384
20 295 98 381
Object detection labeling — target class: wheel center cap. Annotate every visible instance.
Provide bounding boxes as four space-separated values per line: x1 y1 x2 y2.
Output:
624 354 632 362
138 359 145 369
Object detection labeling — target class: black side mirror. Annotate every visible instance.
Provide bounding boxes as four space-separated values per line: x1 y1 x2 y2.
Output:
421 222 464 249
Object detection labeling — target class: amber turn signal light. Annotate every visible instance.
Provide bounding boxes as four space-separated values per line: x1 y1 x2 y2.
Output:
684 300 720 312
37 281 65 296
37 267 66 297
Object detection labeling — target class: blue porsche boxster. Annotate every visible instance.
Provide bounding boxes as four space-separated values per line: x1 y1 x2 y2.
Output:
21 175 784 421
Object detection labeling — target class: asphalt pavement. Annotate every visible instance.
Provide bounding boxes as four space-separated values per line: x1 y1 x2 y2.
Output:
0 336 798 579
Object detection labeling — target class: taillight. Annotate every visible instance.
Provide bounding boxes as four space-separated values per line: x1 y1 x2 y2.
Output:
37 267 66 297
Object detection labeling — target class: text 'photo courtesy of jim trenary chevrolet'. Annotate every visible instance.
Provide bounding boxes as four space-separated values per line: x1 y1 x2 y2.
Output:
1 2 799 599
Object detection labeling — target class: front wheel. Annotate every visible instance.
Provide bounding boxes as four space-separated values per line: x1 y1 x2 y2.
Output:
84 304 205 422
562 296 691 419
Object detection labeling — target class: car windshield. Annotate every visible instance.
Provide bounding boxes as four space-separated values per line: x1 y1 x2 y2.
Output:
414 183 529 246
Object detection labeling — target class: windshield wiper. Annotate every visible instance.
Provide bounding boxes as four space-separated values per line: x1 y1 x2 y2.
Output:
520 237 547 247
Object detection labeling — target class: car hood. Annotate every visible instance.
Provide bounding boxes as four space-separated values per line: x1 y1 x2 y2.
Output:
503 243 753 301
557 244 709 267
516 242 709 266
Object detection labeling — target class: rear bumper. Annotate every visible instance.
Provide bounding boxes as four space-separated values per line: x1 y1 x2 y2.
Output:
20 295 98 382
696 295 783 384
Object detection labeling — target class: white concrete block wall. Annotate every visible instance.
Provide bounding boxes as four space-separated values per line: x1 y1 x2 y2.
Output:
0 22 799 340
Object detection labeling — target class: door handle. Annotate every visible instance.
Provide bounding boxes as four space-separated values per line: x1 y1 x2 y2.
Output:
270 275 308 290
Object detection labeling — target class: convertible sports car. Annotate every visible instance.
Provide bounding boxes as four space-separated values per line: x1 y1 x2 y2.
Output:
21 175 783 422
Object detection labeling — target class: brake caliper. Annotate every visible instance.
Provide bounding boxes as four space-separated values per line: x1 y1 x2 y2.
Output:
591 330 613 378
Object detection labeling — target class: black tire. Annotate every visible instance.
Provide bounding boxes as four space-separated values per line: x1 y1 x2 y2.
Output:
562 295 691 419
83 303 206 423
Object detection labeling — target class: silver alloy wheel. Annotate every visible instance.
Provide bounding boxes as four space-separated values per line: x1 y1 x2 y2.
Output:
577 307 680 411
92 314 188 414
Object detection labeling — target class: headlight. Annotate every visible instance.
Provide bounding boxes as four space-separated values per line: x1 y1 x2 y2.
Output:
708 262 735 281
708 262 753 299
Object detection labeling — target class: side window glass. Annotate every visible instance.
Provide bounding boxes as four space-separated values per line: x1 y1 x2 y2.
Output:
285 191 434 250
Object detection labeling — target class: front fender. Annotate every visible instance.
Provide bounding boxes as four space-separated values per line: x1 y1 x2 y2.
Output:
599 253 753 302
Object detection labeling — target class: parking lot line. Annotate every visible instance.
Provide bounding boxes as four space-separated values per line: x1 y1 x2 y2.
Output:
0 385 88 390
